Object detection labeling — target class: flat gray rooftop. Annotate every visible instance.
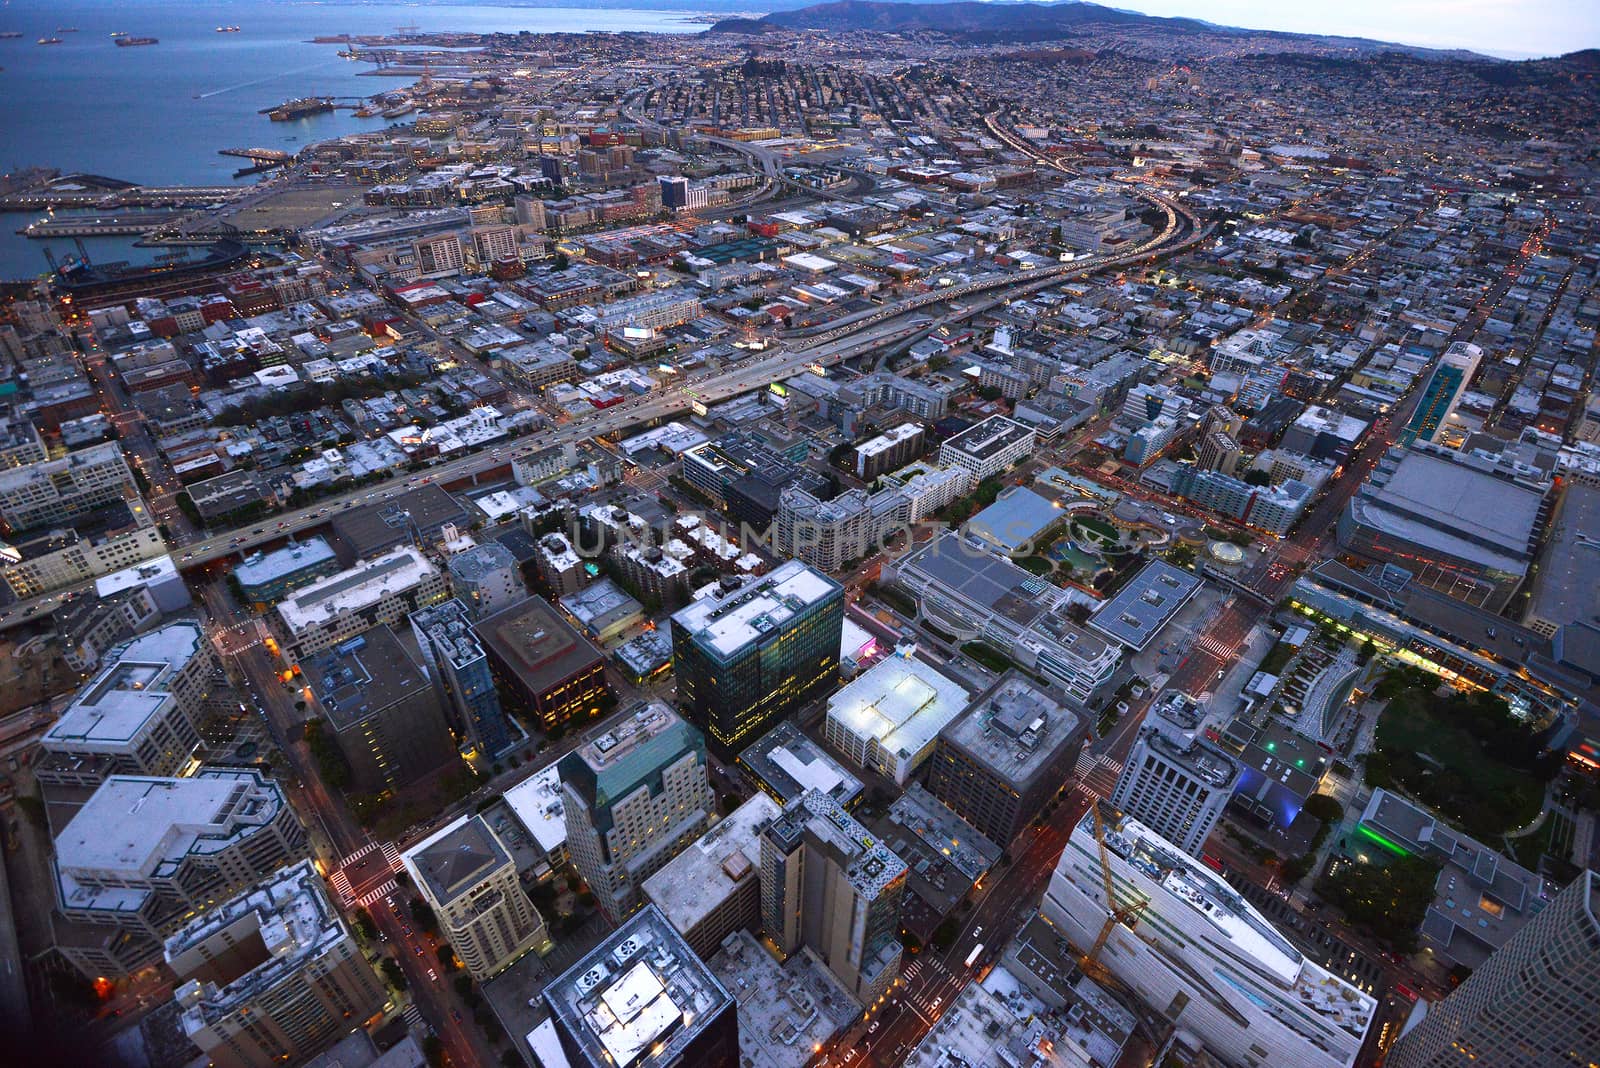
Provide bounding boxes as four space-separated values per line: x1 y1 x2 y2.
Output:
1088 559 1203 651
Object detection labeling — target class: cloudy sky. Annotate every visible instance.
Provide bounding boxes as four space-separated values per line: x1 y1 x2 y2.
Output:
1116 0 1597 58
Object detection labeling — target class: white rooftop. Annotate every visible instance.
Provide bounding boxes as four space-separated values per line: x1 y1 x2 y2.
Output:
57 775 242 877
502 763 568 855
826 655 970 761
277 546 437 633
44 622 205 752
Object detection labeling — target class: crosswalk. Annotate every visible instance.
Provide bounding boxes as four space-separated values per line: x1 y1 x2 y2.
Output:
1078 755 1123 800
402 1003 426 1030
329 841 403 906
355 879 398 909
1193 633 1236 661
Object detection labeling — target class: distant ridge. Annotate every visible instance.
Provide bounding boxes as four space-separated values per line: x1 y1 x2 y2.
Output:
708 0 1495 59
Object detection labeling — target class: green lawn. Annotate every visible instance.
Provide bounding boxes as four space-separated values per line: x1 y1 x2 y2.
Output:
1368 685 1554 840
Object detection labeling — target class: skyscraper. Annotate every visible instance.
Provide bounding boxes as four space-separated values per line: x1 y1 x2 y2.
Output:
671 561 844 756
559 703 711 924
1109 691 1238 857
1386 869 1600 1068
402 814 550 980
759 789 907 1004
410 598 515 759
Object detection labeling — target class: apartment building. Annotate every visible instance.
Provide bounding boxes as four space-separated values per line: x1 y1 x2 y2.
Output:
53 768 307 977
167 860 387 1068
403 815 550 981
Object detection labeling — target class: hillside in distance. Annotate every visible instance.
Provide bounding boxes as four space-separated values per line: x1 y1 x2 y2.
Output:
709 0 1490 58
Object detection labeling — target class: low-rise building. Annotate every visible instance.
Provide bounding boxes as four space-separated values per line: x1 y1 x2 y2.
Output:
822 653 972 785
739 720 864 810
233 537 340 605
938 415 1036 482
642 793 779 959
276 546 448 663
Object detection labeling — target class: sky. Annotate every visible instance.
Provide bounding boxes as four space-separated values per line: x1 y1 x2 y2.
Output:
1114 0 1598 58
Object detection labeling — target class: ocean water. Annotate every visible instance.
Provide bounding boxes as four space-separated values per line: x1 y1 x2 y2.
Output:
0 1 703 279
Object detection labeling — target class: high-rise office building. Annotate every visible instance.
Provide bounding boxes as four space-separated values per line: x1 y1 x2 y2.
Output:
534 905 739 1068
52 768 307 977
759 789 907 1005
925 671 1088 848
1386 869 1600 1068
559 703 711 925
167 860 387 1068
671 561 844 756
299 625 457 793
1109 691 1238 857
402 814 550 981
1042 806 1375 1068
411 599 516 759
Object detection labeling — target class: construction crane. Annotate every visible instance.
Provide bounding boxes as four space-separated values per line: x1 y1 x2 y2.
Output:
1080 802 1148 986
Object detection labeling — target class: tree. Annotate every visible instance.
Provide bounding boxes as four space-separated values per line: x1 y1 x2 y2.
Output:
303 719 351 791
436 944 459 972
423 1035 445 1068
379 956 408 991
1242 469 1272 487
1317 856 1441 955
353 908 378 942
1303 794 1344 825
410 899 439 935
454 975 479 1004
932 918 959 950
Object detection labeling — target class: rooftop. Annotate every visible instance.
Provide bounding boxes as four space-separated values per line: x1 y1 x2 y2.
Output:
1357 788 1548 969
560 578 644 637
233 537 337 589
966 487 1068 554
941 415 1034 462
739 720 863 808
300 626 431 732
542 905 734 1068
1143 691 1239 789
44 621 206 751
671 560 841 660
333 483 468 556
475 594 605 698
642 793 779 937
403 814 513 908
941 671 1086 787
168 860 352 1032
502 763 567 856
1087 559 1203 652
770 790 907 900
1089 806 1376 1038
886 783 1000 884
706 930 858 1068
826 653 971 764
1349 445 1545 570
277 546 438 633
559 702 703 823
